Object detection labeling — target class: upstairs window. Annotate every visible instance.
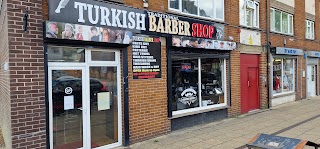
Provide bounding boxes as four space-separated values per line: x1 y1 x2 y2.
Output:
169 0 224 21
241 0 259 27
270 8 293 35
306 20 315 40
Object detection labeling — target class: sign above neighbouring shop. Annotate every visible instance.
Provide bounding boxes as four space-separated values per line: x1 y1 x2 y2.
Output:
48 0 224 40
307 51 320 58
271 47 303 56
171 36 236 50
132 35 161 79
240 29 261 46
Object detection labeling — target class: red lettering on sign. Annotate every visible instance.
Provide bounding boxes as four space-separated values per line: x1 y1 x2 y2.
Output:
192 23 197 37
208 26 214 39
203 25 208 38
192 23 215 39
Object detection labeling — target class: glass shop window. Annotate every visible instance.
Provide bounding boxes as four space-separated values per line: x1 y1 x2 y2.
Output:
172 56 226 113
272 58 295 95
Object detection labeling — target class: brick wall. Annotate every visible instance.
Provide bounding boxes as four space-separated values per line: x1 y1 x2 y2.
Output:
7 0 46 148
127 42 170 143
0 0 12 148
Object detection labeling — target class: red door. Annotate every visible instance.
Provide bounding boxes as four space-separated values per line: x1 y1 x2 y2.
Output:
240 54 260 113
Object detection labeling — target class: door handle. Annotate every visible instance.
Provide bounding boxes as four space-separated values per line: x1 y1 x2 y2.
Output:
248 81 250 87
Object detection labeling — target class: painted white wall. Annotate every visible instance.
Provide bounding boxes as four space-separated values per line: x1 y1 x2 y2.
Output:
239 0 246 26
276 0 295 7
305 0 315 15
240 29 261 46
272 94 296 106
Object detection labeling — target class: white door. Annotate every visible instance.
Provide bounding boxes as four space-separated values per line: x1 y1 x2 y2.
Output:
307 65 316 97
48 47 122 149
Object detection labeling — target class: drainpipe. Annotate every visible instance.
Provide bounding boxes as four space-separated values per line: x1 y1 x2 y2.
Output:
266 0 270 108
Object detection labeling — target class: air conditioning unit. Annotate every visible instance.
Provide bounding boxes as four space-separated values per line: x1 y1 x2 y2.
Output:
246 0 255 9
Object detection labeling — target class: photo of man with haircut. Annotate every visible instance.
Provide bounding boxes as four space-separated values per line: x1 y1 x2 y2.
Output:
62 23 74 39
172 36 182 47
46 22 59 38
90 27 100 42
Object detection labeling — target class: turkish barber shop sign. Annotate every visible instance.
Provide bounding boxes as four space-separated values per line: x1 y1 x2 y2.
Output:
47 0 226 42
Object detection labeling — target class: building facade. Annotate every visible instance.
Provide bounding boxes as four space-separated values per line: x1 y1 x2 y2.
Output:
0 0 319 149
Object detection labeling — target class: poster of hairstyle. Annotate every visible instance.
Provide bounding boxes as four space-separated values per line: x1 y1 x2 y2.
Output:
172 36 236 50
45 21 133 45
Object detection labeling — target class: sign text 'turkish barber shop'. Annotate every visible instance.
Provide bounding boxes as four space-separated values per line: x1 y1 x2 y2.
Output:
48 0 224 40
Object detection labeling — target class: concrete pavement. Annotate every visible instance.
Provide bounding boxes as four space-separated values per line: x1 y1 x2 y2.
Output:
119 97 320 149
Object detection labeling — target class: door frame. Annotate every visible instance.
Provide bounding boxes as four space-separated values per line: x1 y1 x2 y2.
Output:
240 54 260 113
48 66 87 149
47 48 123 149
307 64 317 97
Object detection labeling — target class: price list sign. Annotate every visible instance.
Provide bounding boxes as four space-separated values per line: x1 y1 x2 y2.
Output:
132 35 161 79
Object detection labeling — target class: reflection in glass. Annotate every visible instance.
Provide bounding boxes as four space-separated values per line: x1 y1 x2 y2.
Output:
215 0 224 20
90 67 118 147
91 51 115 61
48 46 85 62
273 58 282 94
172 58 199 111
198 0 213 18
182 0 198 15
52 70 83 149
283 59 294 92
274 10 281 32
201 59 225 107
170 0 179 9
282 13 288 34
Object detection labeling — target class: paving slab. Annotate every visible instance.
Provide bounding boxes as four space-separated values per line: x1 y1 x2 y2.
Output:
117 97 320 149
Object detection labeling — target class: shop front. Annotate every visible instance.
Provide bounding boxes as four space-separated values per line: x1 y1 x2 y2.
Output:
270 47 303 106
306 51 320 97
45 0 146 148
44 0 237 148
164 17 236 129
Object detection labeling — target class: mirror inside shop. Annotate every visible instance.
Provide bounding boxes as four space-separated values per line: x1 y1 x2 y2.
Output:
172 57 225 111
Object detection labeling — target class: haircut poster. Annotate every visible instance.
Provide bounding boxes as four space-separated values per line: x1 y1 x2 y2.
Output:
132 35 161 79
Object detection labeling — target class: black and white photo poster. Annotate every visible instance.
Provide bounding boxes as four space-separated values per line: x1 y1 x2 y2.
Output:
132 35 161 79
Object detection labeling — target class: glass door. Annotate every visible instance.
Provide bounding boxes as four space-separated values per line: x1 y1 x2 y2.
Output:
49 67 85 149
48 46 122 149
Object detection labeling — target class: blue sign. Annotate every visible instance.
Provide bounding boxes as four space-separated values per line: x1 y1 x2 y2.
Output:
276 47 303 56
307 51 320 58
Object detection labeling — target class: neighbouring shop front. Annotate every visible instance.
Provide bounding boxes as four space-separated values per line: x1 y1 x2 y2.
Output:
270 47 303 106
44 0 236 148
306 51 320 97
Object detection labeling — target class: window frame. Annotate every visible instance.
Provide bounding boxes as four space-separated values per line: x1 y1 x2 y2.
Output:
168 0 225 21
270 8 294 35
172 58 228 116
243 0 259 28
306 20 315 40
272 58 295 97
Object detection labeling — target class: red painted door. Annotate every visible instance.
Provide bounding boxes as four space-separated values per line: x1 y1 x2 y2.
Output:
240 54 260 114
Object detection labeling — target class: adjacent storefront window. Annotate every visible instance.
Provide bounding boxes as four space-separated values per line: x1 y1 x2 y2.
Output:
169 0 224 21
172 55 227 114
272 58 295 95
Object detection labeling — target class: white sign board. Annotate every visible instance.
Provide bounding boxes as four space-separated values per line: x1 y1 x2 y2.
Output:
64 95 74 110
240 29 261 46
98 92 110 111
